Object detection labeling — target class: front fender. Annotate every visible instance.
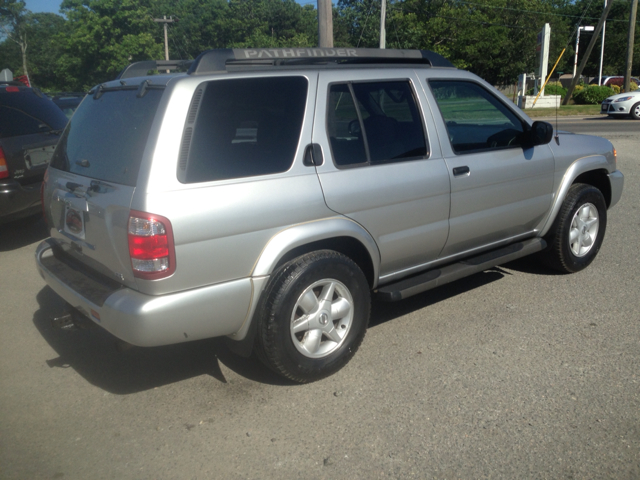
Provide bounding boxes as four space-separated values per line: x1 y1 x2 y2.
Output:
539 155 612 237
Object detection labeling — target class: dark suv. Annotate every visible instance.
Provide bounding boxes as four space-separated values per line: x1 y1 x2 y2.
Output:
0 83 68 223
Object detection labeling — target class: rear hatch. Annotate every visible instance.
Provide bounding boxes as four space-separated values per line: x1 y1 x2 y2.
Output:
0 86 68 184
44 82 165 288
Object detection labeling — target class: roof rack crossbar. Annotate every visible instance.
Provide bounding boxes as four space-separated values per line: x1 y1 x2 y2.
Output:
188 48 454 75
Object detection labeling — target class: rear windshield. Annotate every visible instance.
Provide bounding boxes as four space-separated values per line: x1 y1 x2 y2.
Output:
0 88 68 138
50 88 163 186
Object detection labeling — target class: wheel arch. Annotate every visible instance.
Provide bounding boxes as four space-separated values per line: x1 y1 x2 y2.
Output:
539 156 613 237
573 169 612 207
252 217 380 288
228 218 379 346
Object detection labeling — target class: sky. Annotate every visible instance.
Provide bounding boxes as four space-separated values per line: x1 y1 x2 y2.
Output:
24 0 62 14
23 0 317 13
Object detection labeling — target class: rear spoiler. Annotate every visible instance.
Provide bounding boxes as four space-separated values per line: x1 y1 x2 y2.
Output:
116 60 194 80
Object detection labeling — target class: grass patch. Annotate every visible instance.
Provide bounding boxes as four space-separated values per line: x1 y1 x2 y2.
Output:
523 105 601 117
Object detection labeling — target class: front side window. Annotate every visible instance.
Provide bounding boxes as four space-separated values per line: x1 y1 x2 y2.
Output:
429 80 525 154
180 76 308 183
327 81 427 167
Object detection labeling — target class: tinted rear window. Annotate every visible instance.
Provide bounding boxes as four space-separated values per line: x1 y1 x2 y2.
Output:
50 88 163 186
0 88 68 138
179 76 308 183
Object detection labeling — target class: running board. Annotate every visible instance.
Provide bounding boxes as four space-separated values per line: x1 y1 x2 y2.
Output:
376 238 546 302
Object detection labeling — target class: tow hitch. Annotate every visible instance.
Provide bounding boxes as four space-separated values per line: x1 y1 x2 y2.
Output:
51 306 96 331
50 305 134 351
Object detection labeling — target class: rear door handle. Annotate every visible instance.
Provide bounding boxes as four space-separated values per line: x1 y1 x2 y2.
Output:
453 166 470 176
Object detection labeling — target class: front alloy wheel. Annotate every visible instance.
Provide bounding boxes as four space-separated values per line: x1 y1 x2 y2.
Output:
541 183 607 273
568 203 599 257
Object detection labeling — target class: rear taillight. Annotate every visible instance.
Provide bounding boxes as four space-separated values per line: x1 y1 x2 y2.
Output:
127 210 176 280
0 147 9 179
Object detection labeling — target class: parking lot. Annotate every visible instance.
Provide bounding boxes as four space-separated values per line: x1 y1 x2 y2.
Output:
1 119 638 479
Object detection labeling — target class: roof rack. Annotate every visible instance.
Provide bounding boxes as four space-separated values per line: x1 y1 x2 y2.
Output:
116 59 194 80
187 48 455 75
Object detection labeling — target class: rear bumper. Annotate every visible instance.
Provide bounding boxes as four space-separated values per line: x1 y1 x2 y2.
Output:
35 239 253 347
0 178 41 222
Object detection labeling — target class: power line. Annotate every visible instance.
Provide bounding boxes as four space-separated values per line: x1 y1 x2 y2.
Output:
454 0 633 23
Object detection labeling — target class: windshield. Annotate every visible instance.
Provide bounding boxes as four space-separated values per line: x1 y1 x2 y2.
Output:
50 87 164 186
0 89 68 138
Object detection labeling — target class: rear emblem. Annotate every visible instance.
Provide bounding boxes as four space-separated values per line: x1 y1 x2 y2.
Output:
65 210 83 234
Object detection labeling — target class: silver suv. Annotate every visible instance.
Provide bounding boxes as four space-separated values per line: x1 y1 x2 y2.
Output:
35 48 624 383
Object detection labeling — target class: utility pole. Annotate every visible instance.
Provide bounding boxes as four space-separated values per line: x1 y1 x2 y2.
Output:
318 0 333 48
624 0 638 92
380 0 386 49
598 0 607 85
563 0 615 105
153 16 176 61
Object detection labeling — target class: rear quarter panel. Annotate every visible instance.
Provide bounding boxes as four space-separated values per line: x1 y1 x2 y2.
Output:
133 73 336 296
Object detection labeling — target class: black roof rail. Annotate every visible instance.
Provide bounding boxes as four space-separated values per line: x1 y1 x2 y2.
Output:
116 59 194 80
188 48 455 75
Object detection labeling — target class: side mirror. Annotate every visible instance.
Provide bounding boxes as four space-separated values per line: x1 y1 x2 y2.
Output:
528 121 554 146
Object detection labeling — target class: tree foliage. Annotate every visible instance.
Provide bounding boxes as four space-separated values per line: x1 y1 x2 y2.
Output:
0 0 30 79
0 0 638 92
56 0 163 90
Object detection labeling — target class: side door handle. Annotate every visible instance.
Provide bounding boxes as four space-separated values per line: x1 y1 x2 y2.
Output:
453 166 470 177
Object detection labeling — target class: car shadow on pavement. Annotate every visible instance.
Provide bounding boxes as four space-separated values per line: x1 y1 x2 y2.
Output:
501 256 563 276
368 267 510 328
32 286 295 394
0 215 48 252
32 265 546 392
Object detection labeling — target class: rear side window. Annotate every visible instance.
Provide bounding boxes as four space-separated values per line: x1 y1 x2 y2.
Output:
327 81 427 167
50 88 163 186
179 76 308 183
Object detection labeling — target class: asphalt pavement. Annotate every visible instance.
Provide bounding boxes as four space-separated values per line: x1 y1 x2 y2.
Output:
0 118 638 479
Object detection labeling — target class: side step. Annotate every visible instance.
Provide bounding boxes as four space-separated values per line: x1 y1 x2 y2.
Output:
376 238 546 302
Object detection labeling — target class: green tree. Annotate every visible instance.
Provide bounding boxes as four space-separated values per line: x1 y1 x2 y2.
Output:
151 0 318 56
0 0 30 80
337 0 572 85
24 13 67 89
57 0 163 90
565 0 640 78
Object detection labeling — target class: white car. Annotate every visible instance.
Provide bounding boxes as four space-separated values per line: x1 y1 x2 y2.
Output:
601 90 640 119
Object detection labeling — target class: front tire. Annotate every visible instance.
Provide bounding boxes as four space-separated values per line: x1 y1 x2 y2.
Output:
255 250 370 383
631 102 640 120
541 183 607 273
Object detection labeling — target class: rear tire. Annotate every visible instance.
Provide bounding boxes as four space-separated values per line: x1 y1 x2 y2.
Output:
541 183 607 273
255 250 370 383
